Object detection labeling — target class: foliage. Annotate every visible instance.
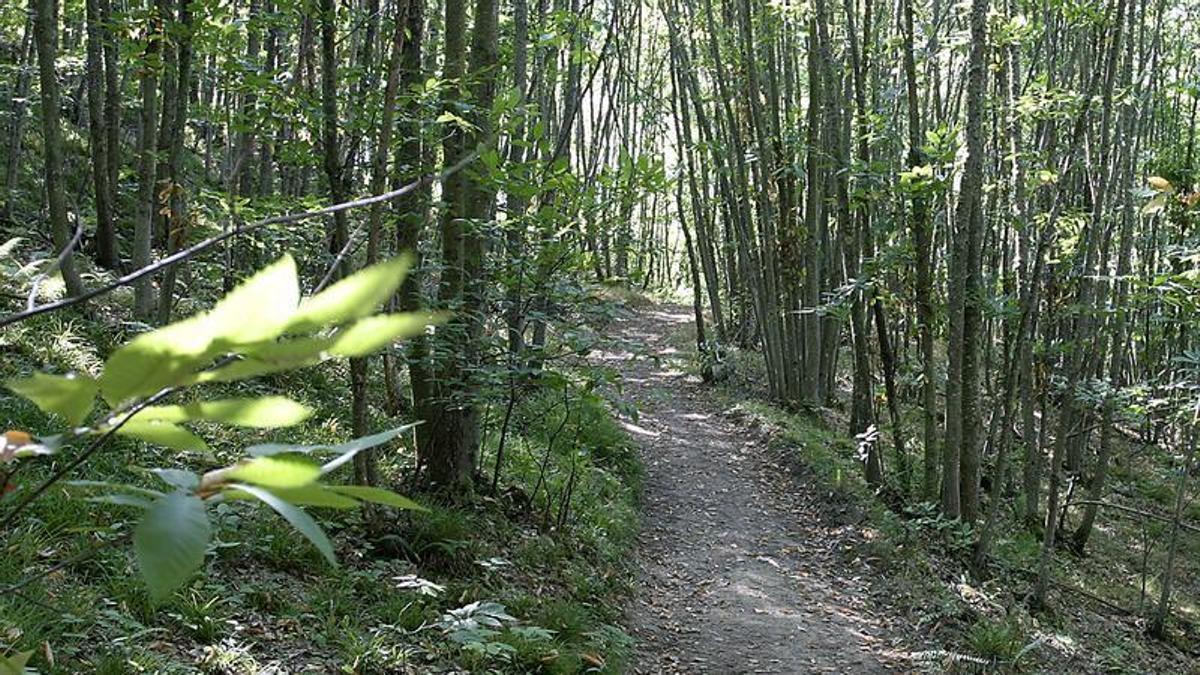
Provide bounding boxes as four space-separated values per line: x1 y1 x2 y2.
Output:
3 255 435 601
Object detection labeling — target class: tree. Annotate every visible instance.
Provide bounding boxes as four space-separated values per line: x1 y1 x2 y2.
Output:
31 0 85 298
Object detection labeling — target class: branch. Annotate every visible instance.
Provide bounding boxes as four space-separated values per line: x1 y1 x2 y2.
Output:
1067 499 1200 535
0 146 485 330
0 387 176 532
26 218 84 311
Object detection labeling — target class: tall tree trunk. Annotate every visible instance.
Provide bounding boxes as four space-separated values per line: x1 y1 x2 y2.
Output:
3 20 34 224
157 0 194 323
349 0 412 489
33 0 86 298
942 0 988 519
901 0 938 501
421 0 498 494
85 0 117 268
133 2 162 319
100 0 121 231
319 0 350 280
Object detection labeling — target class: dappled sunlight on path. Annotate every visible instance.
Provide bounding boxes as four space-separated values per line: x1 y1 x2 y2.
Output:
613 304 899 674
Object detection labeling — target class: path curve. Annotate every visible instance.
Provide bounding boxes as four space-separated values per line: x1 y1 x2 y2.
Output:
607 304 899 674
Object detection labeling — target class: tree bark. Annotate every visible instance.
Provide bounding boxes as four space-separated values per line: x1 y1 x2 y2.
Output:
32 0 86 298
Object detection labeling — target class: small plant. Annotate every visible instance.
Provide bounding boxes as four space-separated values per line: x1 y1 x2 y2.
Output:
438 600 525 664
0 649 34 675
967 616 1024 662
171 590 229 643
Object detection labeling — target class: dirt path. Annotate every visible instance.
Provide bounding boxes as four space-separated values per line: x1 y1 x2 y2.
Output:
605 304 902 674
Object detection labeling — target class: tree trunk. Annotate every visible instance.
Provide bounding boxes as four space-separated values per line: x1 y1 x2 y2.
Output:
133 2 162 319
157 0 194 323
32 0 86 298
3 20 34 224
85 0 117 268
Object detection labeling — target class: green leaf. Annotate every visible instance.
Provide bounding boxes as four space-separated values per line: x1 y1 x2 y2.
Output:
99 255 300 405
87 493 155 509
192 337 333 384
225 484 361 509
286 255 413 333
99 315 220 406
0 651 33 675
205 253 301 344
328 313 447 357
7 372 98 426
326 485 426 511
225 455 322 488
116 419 209 451
149 468 200 491
134 397 313 428
233 483 337 565
134 492 211 601
247 424 415 458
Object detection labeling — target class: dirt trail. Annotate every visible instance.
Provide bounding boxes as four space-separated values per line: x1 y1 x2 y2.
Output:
605 304 902 674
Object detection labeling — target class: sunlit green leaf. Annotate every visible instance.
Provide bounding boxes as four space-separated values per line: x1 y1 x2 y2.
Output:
247 424 416 458
326 485 426 511
286 255 413 332
99 255 300 405
225 454 322 488
205 253 301 344
7 372 98 426
232 483 336 565
328 313 446 357
224 484 361 509
116 419 209 451
99 315 218 406
134 397 313 428
192 338 334 384
134 492 211 601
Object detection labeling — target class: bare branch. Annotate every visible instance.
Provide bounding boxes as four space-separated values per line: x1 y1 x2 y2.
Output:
25 217 84 311
0 146 485 330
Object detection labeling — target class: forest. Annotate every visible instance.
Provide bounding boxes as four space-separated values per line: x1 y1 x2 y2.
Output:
0 0 1198 669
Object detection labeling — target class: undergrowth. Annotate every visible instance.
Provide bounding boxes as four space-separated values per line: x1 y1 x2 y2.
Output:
0 306 642 673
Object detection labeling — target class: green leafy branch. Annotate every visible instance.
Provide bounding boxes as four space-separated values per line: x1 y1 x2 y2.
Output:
2 253 443 600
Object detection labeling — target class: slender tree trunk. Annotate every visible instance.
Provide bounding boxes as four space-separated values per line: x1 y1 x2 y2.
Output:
101 0 121 230
157 0 194 322
85 0 117 268
3 20 34 224
901 0 938 501
33 0 86 298
133 3 162 319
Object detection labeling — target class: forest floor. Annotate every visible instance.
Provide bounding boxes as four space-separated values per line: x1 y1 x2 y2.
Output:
605 303 909 673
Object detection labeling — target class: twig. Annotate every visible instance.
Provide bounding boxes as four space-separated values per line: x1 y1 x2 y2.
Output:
0 388 176 531
1048 577 1132 615
26 219 84 311
0 146 486 330
1067 499 1200 535
10 587 67 613
313 220 368 294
